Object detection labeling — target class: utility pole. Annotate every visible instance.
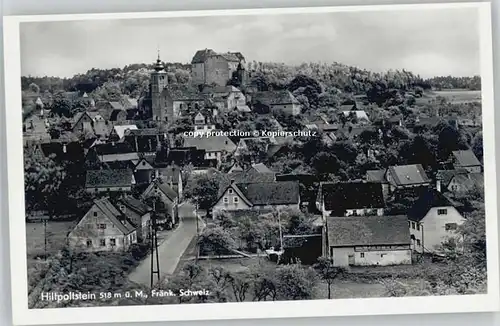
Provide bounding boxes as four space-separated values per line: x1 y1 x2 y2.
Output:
149 198 160 289
195 200 200 261
43 218 47 261
277 208 284 264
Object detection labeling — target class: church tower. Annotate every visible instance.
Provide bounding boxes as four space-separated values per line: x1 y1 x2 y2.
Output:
235 62 248 87
151 51 167 121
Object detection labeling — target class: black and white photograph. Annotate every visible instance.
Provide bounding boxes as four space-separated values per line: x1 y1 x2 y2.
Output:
3 2 499 325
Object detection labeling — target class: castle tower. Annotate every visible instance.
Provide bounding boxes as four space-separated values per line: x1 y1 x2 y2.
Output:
236 62 248 87
151 51 167 121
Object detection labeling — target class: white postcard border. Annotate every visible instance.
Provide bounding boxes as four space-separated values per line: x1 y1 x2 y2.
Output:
3 2 499 325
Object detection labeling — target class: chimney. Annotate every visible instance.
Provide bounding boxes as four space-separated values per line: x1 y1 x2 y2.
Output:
112 141 116 146
62 144 67 153
436 179 442 192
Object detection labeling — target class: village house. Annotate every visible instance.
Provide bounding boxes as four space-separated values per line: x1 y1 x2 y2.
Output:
317 182 385 218
154 165 184 199
122 128 166 155
450 150 482 173
131 157 156 185
407 189 466 253
191 49 245 87
183 135 236 167
85 142 140 165
141 178 179 226
85 169 136 194
385 164 431 192
109 124 138 141
435 169 469 193
68 198 138 252
251 90 301 116
325 215 412 267
212 181 300 216
193 112 216 134
445 172 484 194
341 110 371 124
115 196 152 241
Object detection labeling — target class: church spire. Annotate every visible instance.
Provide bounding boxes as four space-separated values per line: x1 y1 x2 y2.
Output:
154 47 164 72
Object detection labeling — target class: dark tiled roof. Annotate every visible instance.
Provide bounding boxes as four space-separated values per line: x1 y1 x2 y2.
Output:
387 164 430 186
125 128 163 136
436 169 469 187
250 163 274 174
327 215 410 247
407 189 453 222
40 141 84 162
450 173 484 190
191 49 217 64
321 182 385 212
92 142 136 155
85 169 133 188
118 196 152 216
235 181 300 206
184 136 236 153
366 169 386 183
252 90 299 106
93 198 136 234
152 179 178 201
452 150 481 167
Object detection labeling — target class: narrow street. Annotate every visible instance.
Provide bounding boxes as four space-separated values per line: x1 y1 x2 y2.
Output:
128 202 203 287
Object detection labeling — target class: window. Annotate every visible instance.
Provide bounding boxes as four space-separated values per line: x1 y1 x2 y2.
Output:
445 223 458 231
437 209 448 215
416 239 421 246
110 238 116 246
228 189 234 194
98 224 107 229
107 188 111 192
380 253 386 258
223 197 229 204
100 239 106 247
93 212 98 217
411 222 416 229
360 253 365 258
416 224 420 231
233 197 239 203
86 239 92 247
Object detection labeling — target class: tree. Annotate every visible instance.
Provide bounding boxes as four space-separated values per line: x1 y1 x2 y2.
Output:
313 257 345 299
50 92 72 117
198 226 237 256
24 150 66 216
184 174 227 210
226 270 252 302
237 217 267 252
274 264 318 300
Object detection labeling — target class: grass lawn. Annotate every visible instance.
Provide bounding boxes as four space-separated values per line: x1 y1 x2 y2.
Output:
26 221 76 258
416 90 481 105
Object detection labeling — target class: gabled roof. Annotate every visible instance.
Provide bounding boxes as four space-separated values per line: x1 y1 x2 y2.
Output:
321 182 385 212
387 164 430 186
85 169 134 188
39 141 84 162
91 142 136 156
452 150 481 167
436 169 469 187
252 90 300 106
184 136 236 153
93 198 136 234
124 128 163 137
366 169 386 183
407 189 454 222
113 125 138 139
450 173 484 190
148 178 178 202
341 110 370 121
117 196 152 216
251 163 274 174
109 101 124 110
327 215 410 247
233 181 300 206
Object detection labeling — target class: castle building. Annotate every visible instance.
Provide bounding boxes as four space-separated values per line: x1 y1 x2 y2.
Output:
191 49 246 87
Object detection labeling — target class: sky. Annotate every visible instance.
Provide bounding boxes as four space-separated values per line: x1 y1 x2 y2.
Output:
20 7 480 78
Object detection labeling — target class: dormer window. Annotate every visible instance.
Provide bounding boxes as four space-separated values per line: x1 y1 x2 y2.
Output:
228 189 234 194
